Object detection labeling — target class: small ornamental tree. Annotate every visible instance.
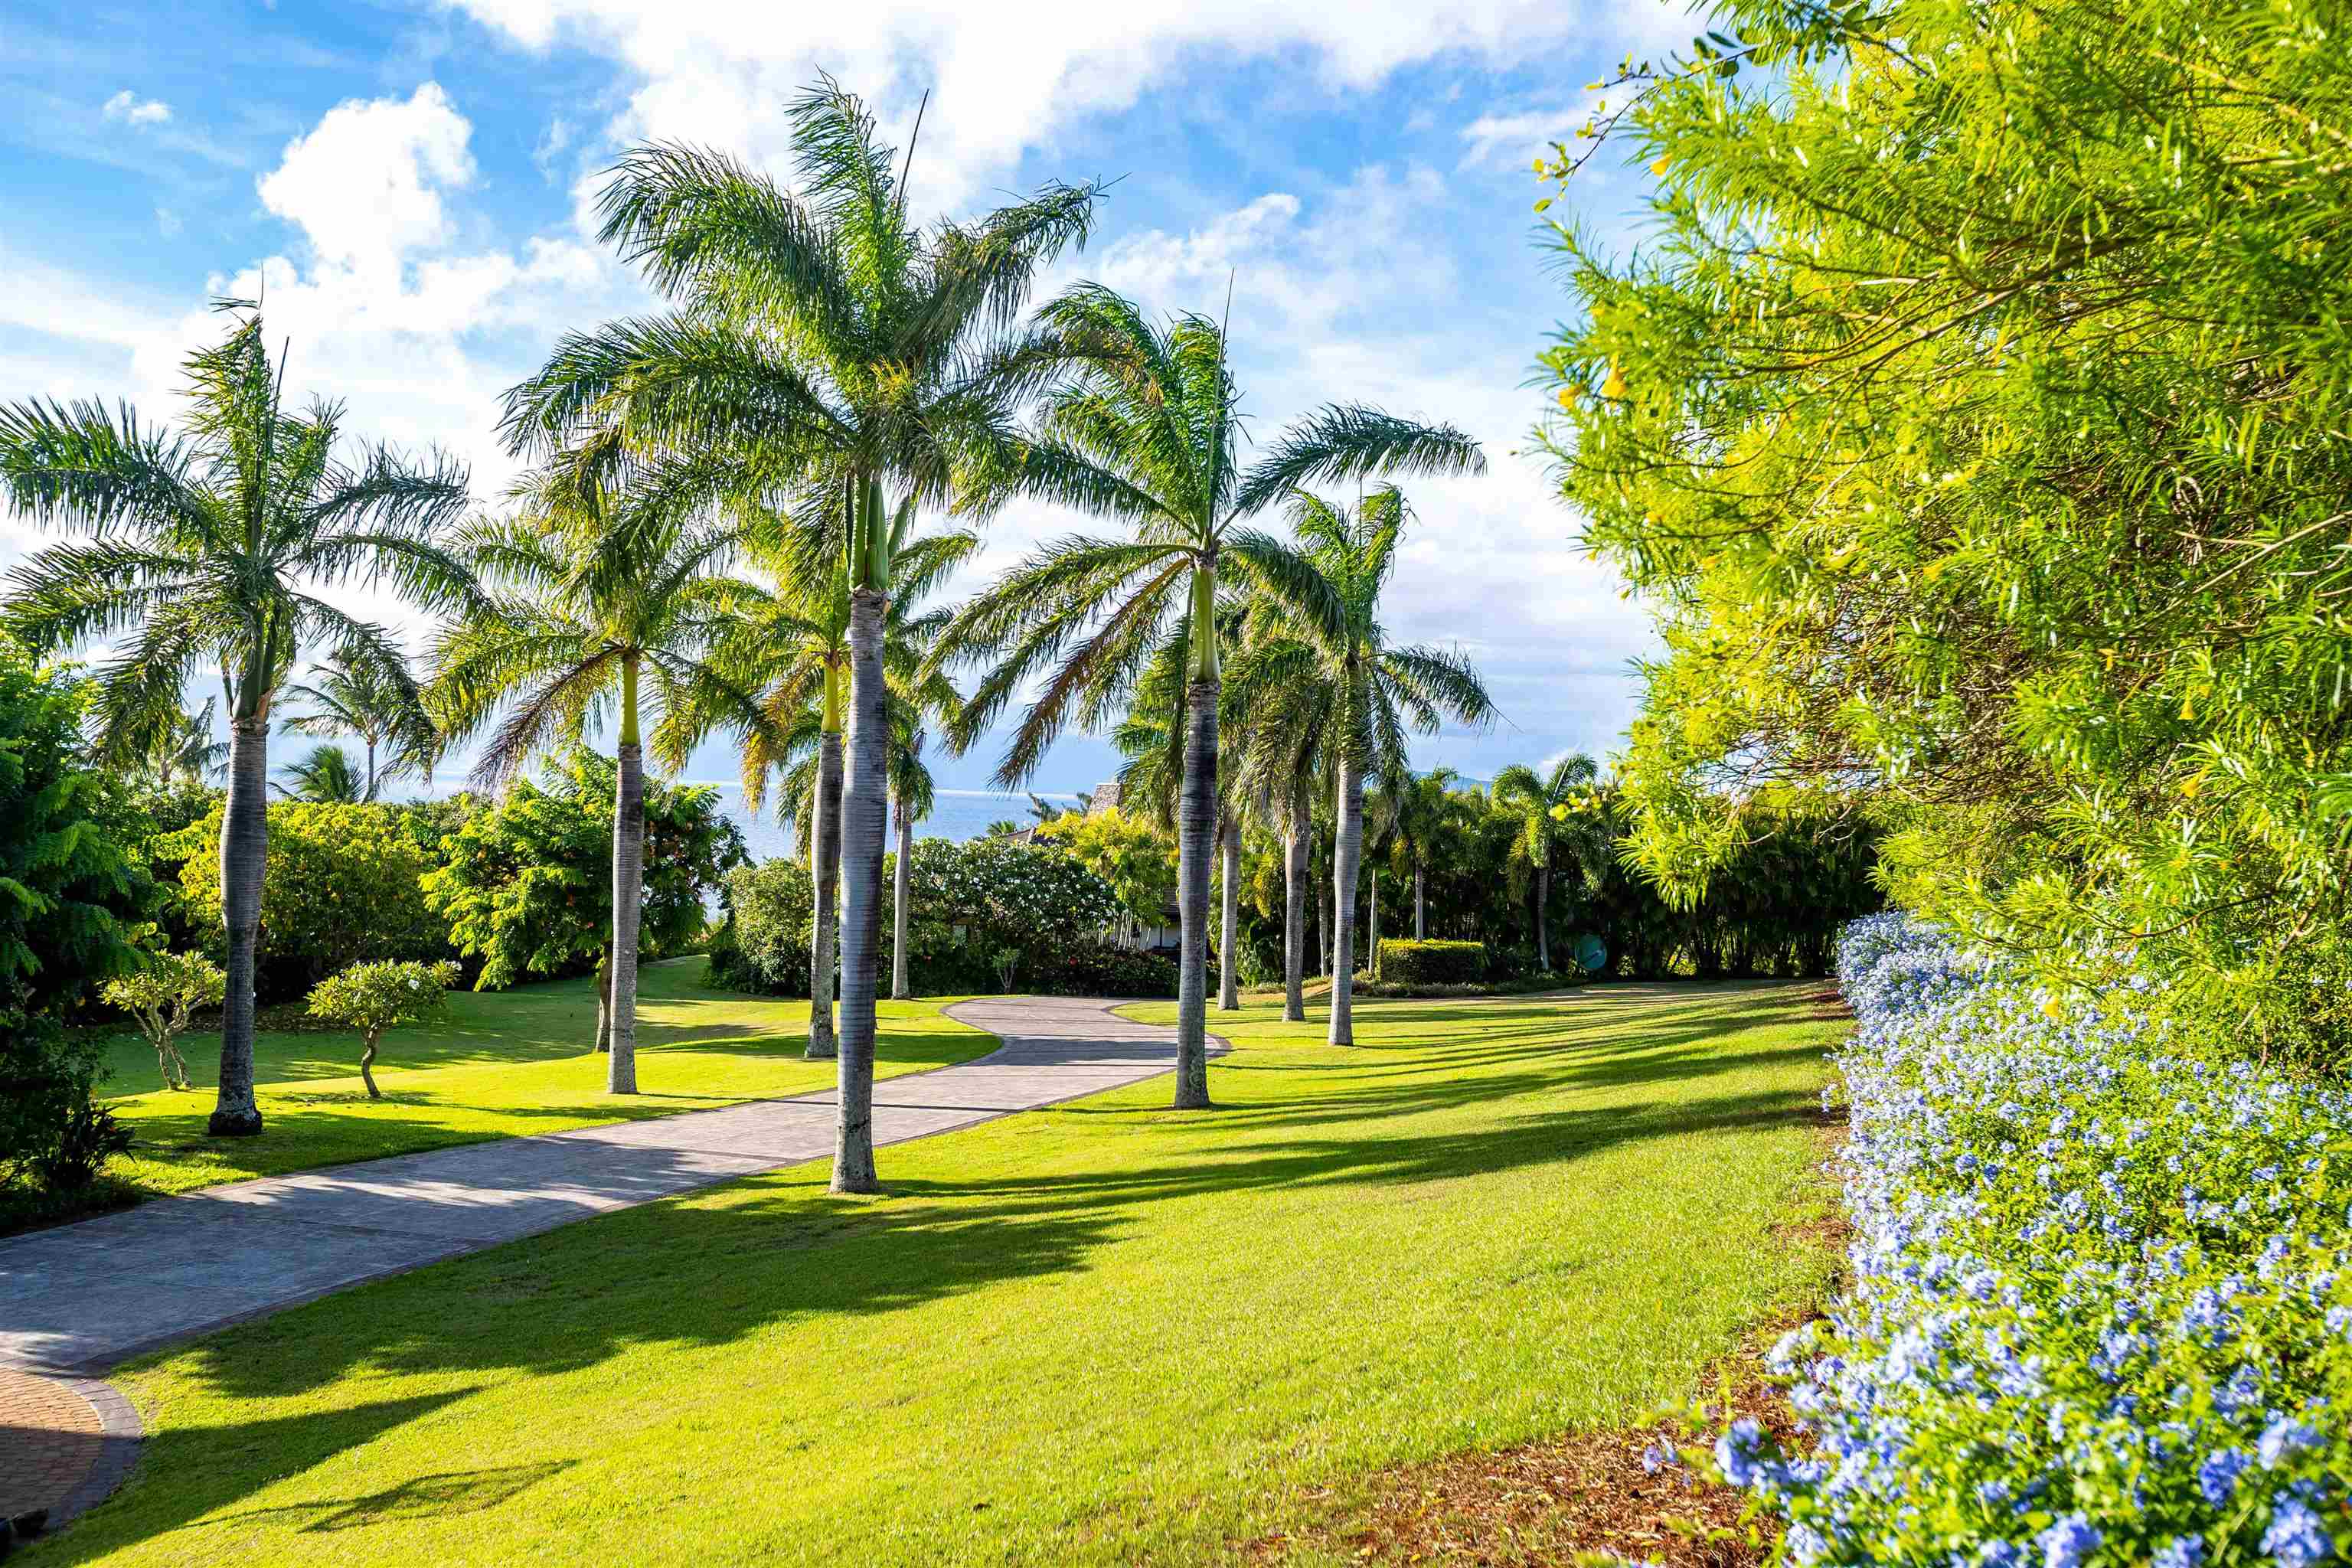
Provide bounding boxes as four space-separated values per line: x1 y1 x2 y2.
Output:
305 959 459 1099
102 950 226 1091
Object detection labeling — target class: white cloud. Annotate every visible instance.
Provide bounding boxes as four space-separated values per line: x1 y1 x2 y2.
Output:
256 83 477 270
1458 98 1605 168
101 90 172 126
155 207 182 237
439 0 1669 211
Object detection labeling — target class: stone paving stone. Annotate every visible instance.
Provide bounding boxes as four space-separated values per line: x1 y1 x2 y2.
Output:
0 1364 103 1518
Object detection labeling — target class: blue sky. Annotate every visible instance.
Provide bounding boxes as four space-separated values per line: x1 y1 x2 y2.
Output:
0 0 1689 799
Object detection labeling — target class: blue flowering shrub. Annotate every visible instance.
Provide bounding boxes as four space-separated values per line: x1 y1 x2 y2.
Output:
1721 912 2352 1566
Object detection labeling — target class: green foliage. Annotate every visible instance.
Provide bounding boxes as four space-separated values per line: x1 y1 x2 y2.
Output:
707 859 815 998
102 949 226 1092
1034 805 1175 929
1539 0 2352 1058
1376 939 1487 985
0 640 150 1191
273 743 364 804
421 751 746 990
164 802 446 1000
305 959 459 1037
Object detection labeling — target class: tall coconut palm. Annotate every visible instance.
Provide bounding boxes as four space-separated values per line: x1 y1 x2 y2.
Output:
279 643 436 800
944 288 1484 1096
1223 676 1325 1023
1227 487 1493 1042
0 305 472 1136
887 707 940 1001
1492 753 1602 972
501 78 1098 1194
273 742 364 802
719 518 972 1043
426 469 763 1093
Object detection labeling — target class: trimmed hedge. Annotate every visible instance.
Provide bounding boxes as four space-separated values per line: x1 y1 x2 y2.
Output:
1375 939 1486 985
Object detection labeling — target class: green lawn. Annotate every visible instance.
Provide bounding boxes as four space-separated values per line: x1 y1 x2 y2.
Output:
90 962 992 1201
51 983 1841 1568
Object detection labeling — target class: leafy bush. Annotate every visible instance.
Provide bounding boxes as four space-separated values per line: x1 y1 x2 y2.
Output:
707 859 813 998
1707 913 2352 1566
0 640 150 1193
1020 943 1178 999
100 949 225 1091
306 959 459 1099
164 801 447 1000
1376 939 1486 985
422 752 744 991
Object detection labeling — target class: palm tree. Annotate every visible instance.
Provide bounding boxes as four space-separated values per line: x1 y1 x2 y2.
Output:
720 519 971 1044
1227 487 1492 1041
279 644 436 800
0 304 472 1136
887 708 939 1001
1390 767 1464 940
944 287 1484 1099
426 469 762 1094
1491 754 1602 972
273 742 364 802
501 78 1099 1194
144 695 230 789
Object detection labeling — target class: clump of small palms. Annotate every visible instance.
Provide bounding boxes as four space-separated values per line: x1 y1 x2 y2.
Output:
141 696 230 789
504 77 1099 1193
280 644 439 799
945 290 1485 1098
1492 753 1604 972
426 469 763 1094
273 743 365 803
1226 486 1493 1042
0 302 473 1136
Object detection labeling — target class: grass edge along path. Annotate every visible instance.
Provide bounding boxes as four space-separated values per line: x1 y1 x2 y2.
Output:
49 983 1843 1568
54 964 995 1223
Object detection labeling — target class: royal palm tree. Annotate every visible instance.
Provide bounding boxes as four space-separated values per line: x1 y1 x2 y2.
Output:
721 519 971 1045
501 78 1098 1193
426 469 763 1093
945 288 1484 1100
279 644 437 800
0 304 472 1136
887 707 940 1001
273 743 364 802
1226 487 1492 1041
1492 753 1602 972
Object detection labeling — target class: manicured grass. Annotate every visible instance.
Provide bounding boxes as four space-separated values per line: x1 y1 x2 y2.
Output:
88 962 992 1202
55 983 1842 1568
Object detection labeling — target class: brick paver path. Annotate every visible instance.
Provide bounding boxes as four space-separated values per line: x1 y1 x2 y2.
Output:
0 1364 103 1518
0 996 1207 1375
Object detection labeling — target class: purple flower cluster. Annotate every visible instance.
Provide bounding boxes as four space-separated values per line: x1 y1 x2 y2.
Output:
1722 913 2352 1566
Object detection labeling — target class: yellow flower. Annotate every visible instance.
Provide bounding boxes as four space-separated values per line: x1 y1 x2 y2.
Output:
2040 997 2064 1020
1651 155 1671 176
1602 363 1627 399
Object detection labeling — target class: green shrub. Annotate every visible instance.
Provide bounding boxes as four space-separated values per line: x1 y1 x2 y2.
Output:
1376 939 1486 985
707 859 814 998
305 959 459 1099
164 801 447 1000
0 639 151 1194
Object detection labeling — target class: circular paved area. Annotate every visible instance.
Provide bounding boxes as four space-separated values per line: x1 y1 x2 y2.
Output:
0 1364 140 1527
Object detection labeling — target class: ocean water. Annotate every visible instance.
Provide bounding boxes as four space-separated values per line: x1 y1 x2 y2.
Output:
707 784 1091 863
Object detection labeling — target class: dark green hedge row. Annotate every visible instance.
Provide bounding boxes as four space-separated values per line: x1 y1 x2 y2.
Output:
1374 939 1487 985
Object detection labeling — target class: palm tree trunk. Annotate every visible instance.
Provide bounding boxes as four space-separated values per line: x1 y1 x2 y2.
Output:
1217 813 1240 1011
208 714 269 1137
609 657 645 1096
1368 866 1380 981
891 804 912 1001
1173 673 1217 1106
808 725 842 1058
1315 874 1328 978
1329 752 1362 1046
595 952 612 1053
832 585 888 1192
1282 793 1308 1023
1535 864 1551 972
1415 863 1426 939
364 738 377 802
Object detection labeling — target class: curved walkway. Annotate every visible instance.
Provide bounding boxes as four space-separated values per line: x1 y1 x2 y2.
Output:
0 996 1200 1378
